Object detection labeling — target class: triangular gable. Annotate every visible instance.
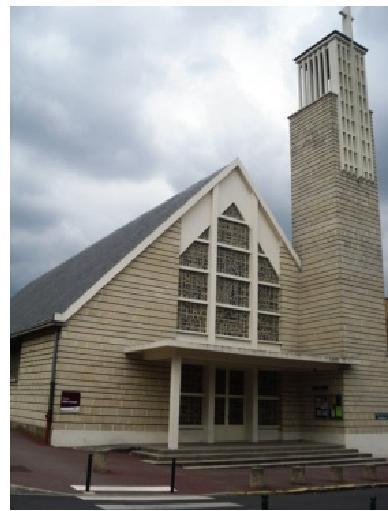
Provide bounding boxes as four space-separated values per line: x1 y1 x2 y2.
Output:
53 158 300 324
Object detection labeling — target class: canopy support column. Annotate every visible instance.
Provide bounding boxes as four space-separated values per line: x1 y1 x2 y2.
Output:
168 356 182 450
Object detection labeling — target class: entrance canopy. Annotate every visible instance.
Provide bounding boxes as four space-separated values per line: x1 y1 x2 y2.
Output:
125 340 355 371
126 340 355 449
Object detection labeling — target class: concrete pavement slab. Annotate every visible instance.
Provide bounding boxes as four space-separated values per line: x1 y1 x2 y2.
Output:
10 429 388 496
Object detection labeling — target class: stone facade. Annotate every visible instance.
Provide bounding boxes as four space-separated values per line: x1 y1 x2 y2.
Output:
10 328 56 437
289 92 388 447
278 245 300 352
51 223 180 446
290 93 343 356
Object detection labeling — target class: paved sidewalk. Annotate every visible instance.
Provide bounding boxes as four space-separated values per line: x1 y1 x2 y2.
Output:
10 487 388 510
10 429 388 496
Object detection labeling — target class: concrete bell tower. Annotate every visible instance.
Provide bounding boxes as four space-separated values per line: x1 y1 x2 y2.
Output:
289 8 388 453
295 7 374 180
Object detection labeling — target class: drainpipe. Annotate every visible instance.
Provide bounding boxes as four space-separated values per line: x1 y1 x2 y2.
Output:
45 326 61 445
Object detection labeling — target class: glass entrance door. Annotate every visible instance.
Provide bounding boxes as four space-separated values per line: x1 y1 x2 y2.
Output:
214 368 246 441
257 370 281 440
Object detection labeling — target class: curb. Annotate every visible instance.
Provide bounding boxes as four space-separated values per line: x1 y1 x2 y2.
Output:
209 481 388 496
11 484 74 496
12 481 388 498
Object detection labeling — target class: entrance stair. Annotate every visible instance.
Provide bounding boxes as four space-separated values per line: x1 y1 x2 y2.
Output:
133 441 386 470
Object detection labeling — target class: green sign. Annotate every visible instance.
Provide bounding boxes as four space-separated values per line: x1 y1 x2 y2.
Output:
335 405 343 419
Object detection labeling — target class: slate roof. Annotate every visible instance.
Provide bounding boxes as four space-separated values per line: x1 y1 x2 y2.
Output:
11 166 226 337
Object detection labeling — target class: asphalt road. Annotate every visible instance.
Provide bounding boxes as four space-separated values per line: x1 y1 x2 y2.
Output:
10 486 388 510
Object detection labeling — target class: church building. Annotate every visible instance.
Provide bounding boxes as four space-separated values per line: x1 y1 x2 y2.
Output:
11 9 388 456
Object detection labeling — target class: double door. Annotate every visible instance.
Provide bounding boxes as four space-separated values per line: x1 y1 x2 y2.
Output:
214 368 246 441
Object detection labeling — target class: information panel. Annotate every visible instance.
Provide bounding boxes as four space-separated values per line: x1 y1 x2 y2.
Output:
314 394 343 420
60 390 81 413
375 412 388 420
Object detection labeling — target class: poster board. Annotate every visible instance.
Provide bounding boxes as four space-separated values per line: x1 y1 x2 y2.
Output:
60 390 81 413
314 394 343 420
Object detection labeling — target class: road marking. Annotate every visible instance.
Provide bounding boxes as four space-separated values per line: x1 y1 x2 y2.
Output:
71 485 171 492
79 495 211 501
97 503 240 510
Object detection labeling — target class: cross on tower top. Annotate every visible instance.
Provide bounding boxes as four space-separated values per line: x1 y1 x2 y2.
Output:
339 6 354 39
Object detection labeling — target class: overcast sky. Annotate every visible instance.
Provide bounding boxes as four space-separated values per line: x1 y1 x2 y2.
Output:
10 6 388 295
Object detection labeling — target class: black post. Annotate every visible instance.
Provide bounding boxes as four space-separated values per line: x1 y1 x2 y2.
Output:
45 328 61 445
261 494 269 510
85 453 93 492
170 457 176 493
369 496 377 510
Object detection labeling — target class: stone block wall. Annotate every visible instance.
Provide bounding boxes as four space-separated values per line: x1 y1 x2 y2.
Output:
51 222 180 446
289 92 388 444
10 329 56 437
290 92 344 356
279 245 300 351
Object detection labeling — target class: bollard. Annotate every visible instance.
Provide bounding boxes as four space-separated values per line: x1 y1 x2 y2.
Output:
369 496 377 510
85 453 93 492
250 468 265 487
261 494 269 510
94 451 107 472
170 457 176 493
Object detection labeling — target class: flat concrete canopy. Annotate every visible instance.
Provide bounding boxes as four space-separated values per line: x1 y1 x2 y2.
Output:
125 340 354 371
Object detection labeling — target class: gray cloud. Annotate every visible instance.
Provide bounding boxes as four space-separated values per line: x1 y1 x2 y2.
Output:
10 6 388 295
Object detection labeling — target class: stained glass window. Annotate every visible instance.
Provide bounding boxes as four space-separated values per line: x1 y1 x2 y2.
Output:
216 277 249 307
177 302 207 332
179 270 207 300
217 218 249 249
222 203 244 221
257 314 279 342
258 285 279 312
217 247 249 278
216 307 249 338
180 242 208 269
198 227 209 240
258 257 279 283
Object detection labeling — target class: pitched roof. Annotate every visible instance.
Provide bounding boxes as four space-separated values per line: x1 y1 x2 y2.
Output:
11 159 301 339
10 166 225 337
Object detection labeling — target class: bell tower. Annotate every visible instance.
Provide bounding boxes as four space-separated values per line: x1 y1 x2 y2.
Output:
289 8 388 453
289 7 385 357
295 7 374 180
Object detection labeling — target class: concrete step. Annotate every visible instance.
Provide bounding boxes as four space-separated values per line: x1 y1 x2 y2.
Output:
135 442 345 457
141 449 361 464
138 447 357 461
143 451 372 466
184 456 387 470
